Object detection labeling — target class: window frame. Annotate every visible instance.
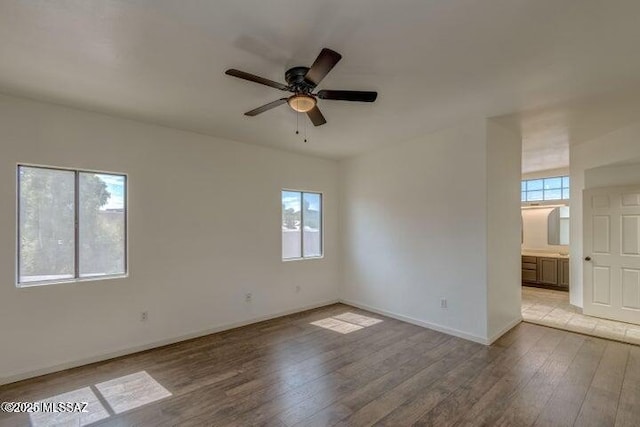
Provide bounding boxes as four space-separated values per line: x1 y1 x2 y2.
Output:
521 175 570 204
281 188 324 261
16 163 128 287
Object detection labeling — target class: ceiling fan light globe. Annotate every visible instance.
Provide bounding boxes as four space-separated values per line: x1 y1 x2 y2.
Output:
288 94 316 113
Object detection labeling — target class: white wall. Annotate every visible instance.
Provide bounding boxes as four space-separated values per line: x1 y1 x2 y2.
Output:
0 94 340 384
522 167 570 181
340 119 522 344
486 121 522 342
585 162 640 189
570 121 640 307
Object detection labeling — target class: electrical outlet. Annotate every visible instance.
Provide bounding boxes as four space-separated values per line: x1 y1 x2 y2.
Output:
440 298 447 309
140 311 148 321
245 293 252 302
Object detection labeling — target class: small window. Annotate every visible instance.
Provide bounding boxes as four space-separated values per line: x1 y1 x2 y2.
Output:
527 179 543 191
282 190 322 260
17 165 127 285
521 175 570 202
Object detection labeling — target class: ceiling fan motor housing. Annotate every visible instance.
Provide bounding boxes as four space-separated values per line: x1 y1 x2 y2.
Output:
285 66 315 93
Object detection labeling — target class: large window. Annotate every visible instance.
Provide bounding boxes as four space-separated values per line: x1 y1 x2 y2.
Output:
282 190 322 260
17 165 127 285
521 176 569 202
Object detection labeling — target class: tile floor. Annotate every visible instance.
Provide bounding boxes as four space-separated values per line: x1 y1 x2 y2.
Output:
522 286 640 345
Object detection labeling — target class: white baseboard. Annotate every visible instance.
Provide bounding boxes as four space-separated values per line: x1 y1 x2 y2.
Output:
0 299 339 386
339 298 493 345
486 316 523 345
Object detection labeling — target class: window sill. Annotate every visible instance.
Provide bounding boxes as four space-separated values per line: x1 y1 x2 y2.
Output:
282 256 324 262
16 274 129 288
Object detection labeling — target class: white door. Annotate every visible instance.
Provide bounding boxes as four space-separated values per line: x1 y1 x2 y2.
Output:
584 186 640 324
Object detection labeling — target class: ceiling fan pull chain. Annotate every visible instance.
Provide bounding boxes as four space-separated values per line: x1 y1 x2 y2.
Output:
295 109 299 135
304 116 308 143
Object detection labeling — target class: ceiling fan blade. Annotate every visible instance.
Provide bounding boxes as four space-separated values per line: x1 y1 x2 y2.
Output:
306 106 327 126
225 69 289 91
245 98 288 116
304 48 342 86
317 90 378 102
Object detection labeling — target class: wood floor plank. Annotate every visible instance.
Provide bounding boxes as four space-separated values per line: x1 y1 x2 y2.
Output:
221 330 455 426
492 332 586 426
409 323 552 427
333 339 484 426
532 336 608 427
291 403 352 427
0 304 636 427
214 333 435 426
574 340 630 427
450 327 566 426
282 344 461 426
374 346 503 426
615 344 640 427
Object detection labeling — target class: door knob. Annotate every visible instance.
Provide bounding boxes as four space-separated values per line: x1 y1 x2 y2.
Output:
584 256 592 261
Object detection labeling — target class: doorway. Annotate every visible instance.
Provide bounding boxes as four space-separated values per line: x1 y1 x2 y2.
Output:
520 185 640 344
520 174 571 308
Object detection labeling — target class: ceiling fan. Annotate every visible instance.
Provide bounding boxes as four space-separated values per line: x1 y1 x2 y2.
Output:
225 48 377 126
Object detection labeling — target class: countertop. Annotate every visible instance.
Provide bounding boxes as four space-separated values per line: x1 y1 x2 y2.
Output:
522 250 570 259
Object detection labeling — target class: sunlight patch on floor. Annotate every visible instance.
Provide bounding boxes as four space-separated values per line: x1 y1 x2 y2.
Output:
28 371 171 426
29 386 109 427
310 312 383 334
333 312 384 327
95 371 172 414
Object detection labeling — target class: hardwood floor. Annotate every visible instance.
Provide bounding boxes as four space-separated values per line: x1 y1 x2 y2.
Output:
1 303 638 426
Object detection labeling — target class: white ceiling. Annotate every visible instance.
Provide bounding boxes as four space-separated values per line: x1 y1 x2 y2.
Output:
1 1 640 163
496 88 640 173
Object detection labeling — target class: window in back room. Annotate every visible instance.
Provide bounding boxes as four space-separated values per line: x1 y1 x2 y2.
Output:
521 175 569 203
